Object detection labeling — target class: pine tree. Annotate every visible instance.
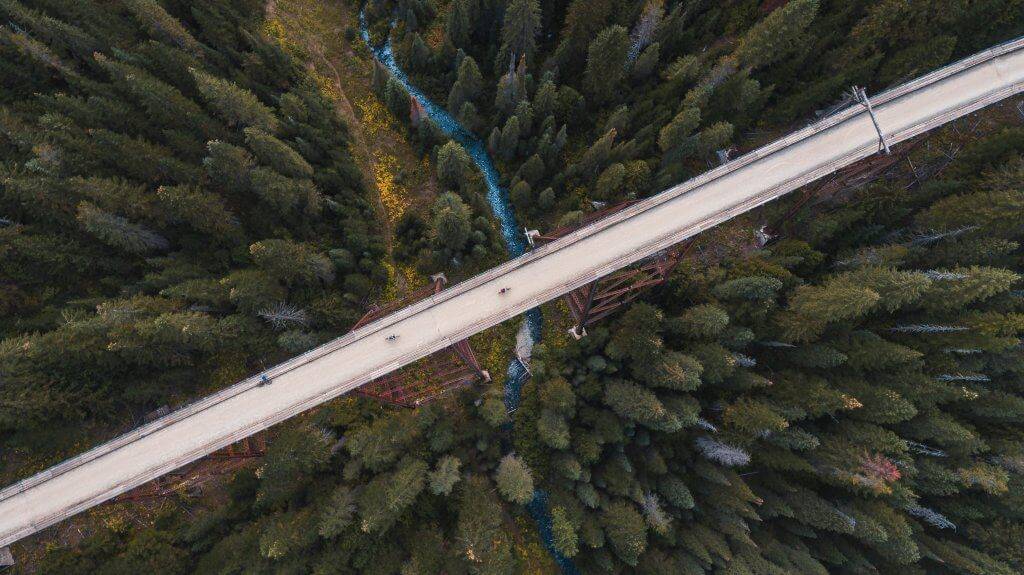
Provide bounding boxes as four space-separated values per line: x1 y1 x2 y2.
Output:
733 0 820 70
123 0 203 56
606 303 663 364
627 0 664 64
641 492 671 535
635 351 703 390
248 167 321 216
191 68 278 132
499 115 520 160
552 0 613 73
673 304 730 339
923 266 1020 311
584 26 630 103
204 140 255 194
156 184 239 239
358 458 428 534
221 269 287 312
428 455 461 495
243 127 313 179
447 0 471 48
782 281 881 341
456 56 483 100
0 0 100 61
694 436 750 466
594 163 625 201
600 501 647 566
249 239 334 286
257 425 333 509
537 408 571 449
603 381 681 432
495 453 534 505
657 474 694 509
409 33 432 71
551 505 579 557
430 192 473 256
93 53 216 138
436 141 471 189
384 76 410 119
479 394 511 426
658 107 701 155
457 476 514 569
497 0 540 72
318 485 356 538
76 201 169 254
577 129 617 182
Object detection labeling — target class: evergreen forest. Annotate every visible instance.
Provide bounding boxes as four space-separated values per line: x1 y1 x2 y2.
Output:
1 0 1024 573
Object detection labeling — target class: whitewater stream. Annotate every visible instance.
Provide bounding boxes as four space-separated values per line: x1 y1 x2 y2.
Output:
359 13 578 573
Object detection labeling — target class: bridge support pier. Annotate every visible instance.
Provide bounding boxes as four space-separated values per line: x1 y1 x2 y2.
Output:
0 546 13 568
568 326 587 340
351 274 490 407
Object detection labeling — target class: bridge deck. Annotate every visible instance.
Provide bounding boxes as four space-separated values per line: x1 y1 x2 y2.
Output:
2 36 1022 549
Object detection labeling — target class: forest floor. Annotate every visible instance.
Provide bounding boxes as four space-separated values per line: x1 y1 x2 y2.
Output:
264 0 439 269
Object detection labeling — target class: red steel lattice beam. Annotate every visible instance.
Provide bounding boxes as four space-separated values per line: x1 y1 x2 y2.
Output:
351 274 447 330
765 135 926 238
564 241 698 336
112 431 267 502
527 202 698 337
535 135 931 337
351 274 490 407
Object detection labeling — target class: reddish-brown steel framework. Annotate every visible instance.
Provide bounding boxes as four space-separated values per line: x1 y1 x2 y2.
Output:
351 274 490 407
542 111 1005 336
527 201 697 336
562 243 695 333
113 432 267 502
530 134 918 334
765 135 926 238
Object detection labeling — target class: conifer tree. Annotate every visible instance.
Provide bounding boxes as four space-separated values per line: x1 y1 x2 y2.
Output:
497 0 540 72
600 501 647 566
495 453 535 504
551 506 579 557
552 0 613 73
318 485 356 538
733 0 819 70
428 455 462 495
430 192 472 256
243 127 313 179
447 0 471 48
358 458 428 533
123 0 203 56
436 141 472 189
584 26 630 103
191 68 278 132
76 201 169 254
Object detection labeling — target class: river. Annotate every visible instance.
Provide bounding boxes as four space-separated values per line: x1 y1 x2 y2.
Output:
359 13 578 573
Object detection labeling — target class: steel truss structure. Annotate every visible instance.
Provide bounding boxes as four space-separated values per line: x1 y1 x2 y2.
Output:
112 432 267 502
766 135 926 238
530 135 927 336
528 202 697 337
351 274 490 406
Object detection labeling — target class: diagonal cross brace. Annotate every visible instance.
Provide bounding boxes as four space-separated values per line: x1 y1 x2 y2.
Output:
853 85 891 155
